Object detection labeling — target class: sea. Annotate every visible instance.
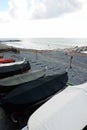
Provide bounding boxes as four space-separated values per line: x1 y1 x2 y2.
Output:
0 38 87 50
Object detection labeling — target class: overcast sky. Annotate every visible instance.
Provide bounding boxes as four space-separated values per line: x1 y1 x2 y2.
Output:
0 0 87 38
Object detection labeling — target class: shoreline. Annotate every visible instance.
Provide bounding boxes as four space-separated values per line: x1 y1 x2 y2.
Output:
0 43 87 53
0 43 20 53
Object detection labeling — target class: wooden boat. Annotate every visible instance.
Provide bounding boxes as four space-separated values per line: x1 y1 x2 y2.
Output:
0 58 15 63
0 72 68 117
26 83 87 130
0 58 25 67
0 58 31 79
0 67 47 93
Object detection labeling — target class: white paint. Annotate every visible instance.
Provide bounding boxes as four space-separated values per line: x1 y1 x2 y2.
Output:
0 58 25 67
26 83 87 130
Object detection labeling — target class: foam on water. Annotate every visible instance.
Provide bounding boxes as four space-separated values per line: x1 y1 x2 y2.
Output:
0 38 87 50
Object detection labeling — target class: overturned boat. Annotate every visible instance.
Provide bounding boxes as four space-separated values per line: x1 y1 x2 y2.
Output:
0 58 31 79
0 58 15 63
0 71 68 116
0 58 25 67
0 67 47 93
25 83 87 130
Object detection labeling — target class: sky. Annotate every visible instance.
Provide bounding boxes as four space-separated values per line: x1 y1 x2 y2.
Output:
0 0 87 38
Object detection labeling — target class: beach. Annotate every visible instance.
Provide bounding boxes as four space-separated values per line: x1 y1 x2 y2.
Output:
0 44 87 130
0 45 86 85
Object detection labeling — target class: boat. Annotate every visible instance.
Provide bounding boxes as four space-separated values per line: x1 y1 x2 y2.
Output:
0 71 68 117
0 67 47 93
24 83 87 130
0 58 31 79
0 58 15 63
0 57 25 67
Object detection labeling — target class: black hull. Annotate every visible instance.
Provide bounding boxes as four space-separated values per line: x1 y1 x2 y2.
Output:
0 67 46 94
0 61 31 79
0 72 68 114
0 75 45 94
13 96 52 128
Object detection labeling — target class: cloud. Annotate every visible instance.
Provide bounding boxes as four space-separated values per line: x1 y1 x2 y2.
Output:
0 0 83 22
8 0 28 19
29 0 46 19
0 11 11 22
0 0 29 21
29 0 82 19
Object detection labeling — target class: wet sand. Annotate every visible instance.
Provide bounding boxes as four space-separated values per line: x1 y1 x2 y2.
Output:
0 49 87 130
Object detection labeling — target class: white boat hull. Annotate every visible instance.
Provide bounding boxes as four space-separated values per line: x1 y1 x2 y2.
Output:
24 83 87 130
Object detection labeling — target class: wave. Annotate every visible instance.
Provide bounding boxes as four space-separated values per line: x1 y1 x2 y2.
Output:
1 38 87 50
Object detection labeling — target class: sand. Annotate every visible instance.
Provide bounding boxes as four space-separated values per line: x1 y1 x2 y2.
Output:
0 49 87 130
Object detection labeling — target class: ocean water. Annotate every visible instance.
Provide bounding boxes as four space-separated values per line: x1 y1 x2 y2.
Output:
0 38 87 50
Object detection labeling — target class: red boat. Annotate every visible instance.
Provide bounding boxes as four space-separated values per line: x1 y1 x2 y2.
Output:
0 58 15 63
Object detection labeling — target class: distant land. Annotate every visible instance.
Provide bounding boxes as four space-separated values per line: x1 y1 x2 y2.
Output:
0 39 21 42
